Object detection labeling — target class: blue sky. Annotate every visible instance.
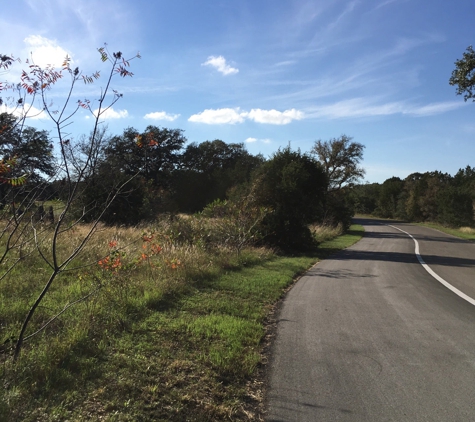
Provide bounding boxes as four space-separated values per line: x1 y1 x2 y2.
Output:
1 0 474 183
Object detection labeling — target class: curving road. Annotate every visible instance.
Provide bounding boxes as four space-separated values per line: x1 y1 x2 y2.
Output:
266 218 475 421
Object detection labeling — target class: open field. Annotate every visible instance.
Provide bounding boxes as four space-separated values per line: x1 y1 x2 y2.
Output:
0 219 363 421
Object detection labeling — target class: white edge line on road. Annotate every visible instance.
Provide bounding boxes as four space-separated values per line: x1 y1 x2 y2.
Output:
388 225 475 307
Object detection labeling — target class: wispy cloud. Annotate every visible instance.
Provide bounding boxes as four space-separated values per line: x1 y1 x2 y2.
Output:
90 107 129 119
326 0 359 32
144 111 180 121
305 98 464 119
202 56 239 75
245 137 271 144
408 102 463 116
188 108 304 125
371 0 405 12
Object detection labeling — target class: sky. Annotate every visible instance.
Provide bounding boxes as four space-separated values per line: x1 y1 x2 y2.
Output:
1 0 474 183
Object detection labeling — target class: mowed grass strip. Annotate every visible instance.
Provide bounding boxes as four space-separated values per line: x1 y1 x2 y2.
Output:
1 224 363 422
416 222 475 241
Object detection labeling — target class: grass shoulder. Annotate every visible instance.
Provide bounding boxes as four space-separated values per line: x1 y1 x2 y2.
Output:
1 224 364 421
415 222 475 241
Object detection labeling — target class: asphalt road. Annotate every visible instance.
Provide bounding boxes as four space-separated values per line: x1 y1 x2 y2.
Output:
266 218 475 421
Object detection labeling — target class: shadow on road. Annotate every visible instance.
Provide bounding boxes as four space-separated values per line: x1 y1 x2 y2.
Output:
332 247 475 268
354 217 474 245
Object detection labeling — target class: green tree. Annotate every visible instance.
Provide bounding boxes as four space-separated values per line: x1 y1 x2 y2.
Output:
0 114 55 179
349 183 380 215
376 177 404 218
0 113 55 207
252 146 327 251
105 125 186 188
437 186 474 227
449 45 475 102
173 140 263 212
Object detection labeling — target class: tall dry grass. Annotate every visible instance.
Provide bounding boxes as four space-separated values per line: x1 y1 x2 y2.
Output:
460 226 475 234
309 222 344 243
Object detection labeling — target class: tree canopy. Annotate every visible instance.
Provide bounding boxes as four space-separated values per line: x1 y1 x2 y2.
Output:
311 135 365 192
0 112 55 182
105 125 186 188
252 146 327 250
449 45 475 102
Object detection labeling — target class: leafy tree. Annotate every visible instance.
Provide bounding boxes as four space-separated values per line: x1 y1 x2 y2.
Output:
0 45 140 359
105 125 186 188
437 186 474 227
449 45 475 102
180 140 249 173
252 146 327 251
348 183 380 215
311 135 365 192
375 177 404 218
173 140 263 212
453 165 475 199
0 113 55 179
0 113 55 209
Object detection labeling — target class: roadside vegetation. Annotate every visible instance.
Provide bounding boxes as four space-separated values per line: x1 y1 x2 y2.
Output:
0 47 366 421
0 219 363 421
416 222 475 241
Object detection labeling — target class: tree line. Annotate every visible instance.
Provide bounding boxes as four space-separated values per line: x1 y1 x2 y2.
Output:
0 110 367 251
350 168 475 227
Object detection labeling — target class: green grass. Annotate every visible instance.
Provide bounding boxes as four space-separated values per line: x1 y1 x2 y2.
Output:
0 224 364 421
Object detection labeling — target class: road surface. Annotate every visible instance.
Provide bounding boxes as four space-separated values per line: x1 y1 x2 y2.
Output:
266 218 475 421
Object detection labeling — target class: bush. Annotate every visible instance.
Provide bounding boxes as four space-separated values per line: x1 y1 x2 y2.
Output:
74 169 161 225
251 146 327 251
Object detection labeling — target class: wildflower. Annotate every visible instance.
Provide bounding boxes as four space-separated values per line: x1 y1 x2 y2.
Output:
142 234 154 242
150 244 162 255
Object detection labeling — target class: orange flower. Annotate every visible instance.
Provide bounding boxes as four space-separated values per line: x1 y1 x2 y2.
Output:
150 244 162 254
111 257 122 269
98 256 110 269
108 240 118 248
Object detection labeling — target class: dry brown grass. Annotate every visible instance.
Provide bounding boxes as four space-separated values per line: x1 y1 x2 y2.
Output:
309 223 344 243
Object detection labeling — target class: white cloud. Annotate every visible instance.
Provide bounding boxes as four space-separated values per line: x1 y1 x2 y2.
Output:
243 108 304 124
144 111 180 121
202 56 239 75
2 103 46 120
245 137 272 144
188 108 245 124
189 107 304 125
24 35 72 68
91 107 129 119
